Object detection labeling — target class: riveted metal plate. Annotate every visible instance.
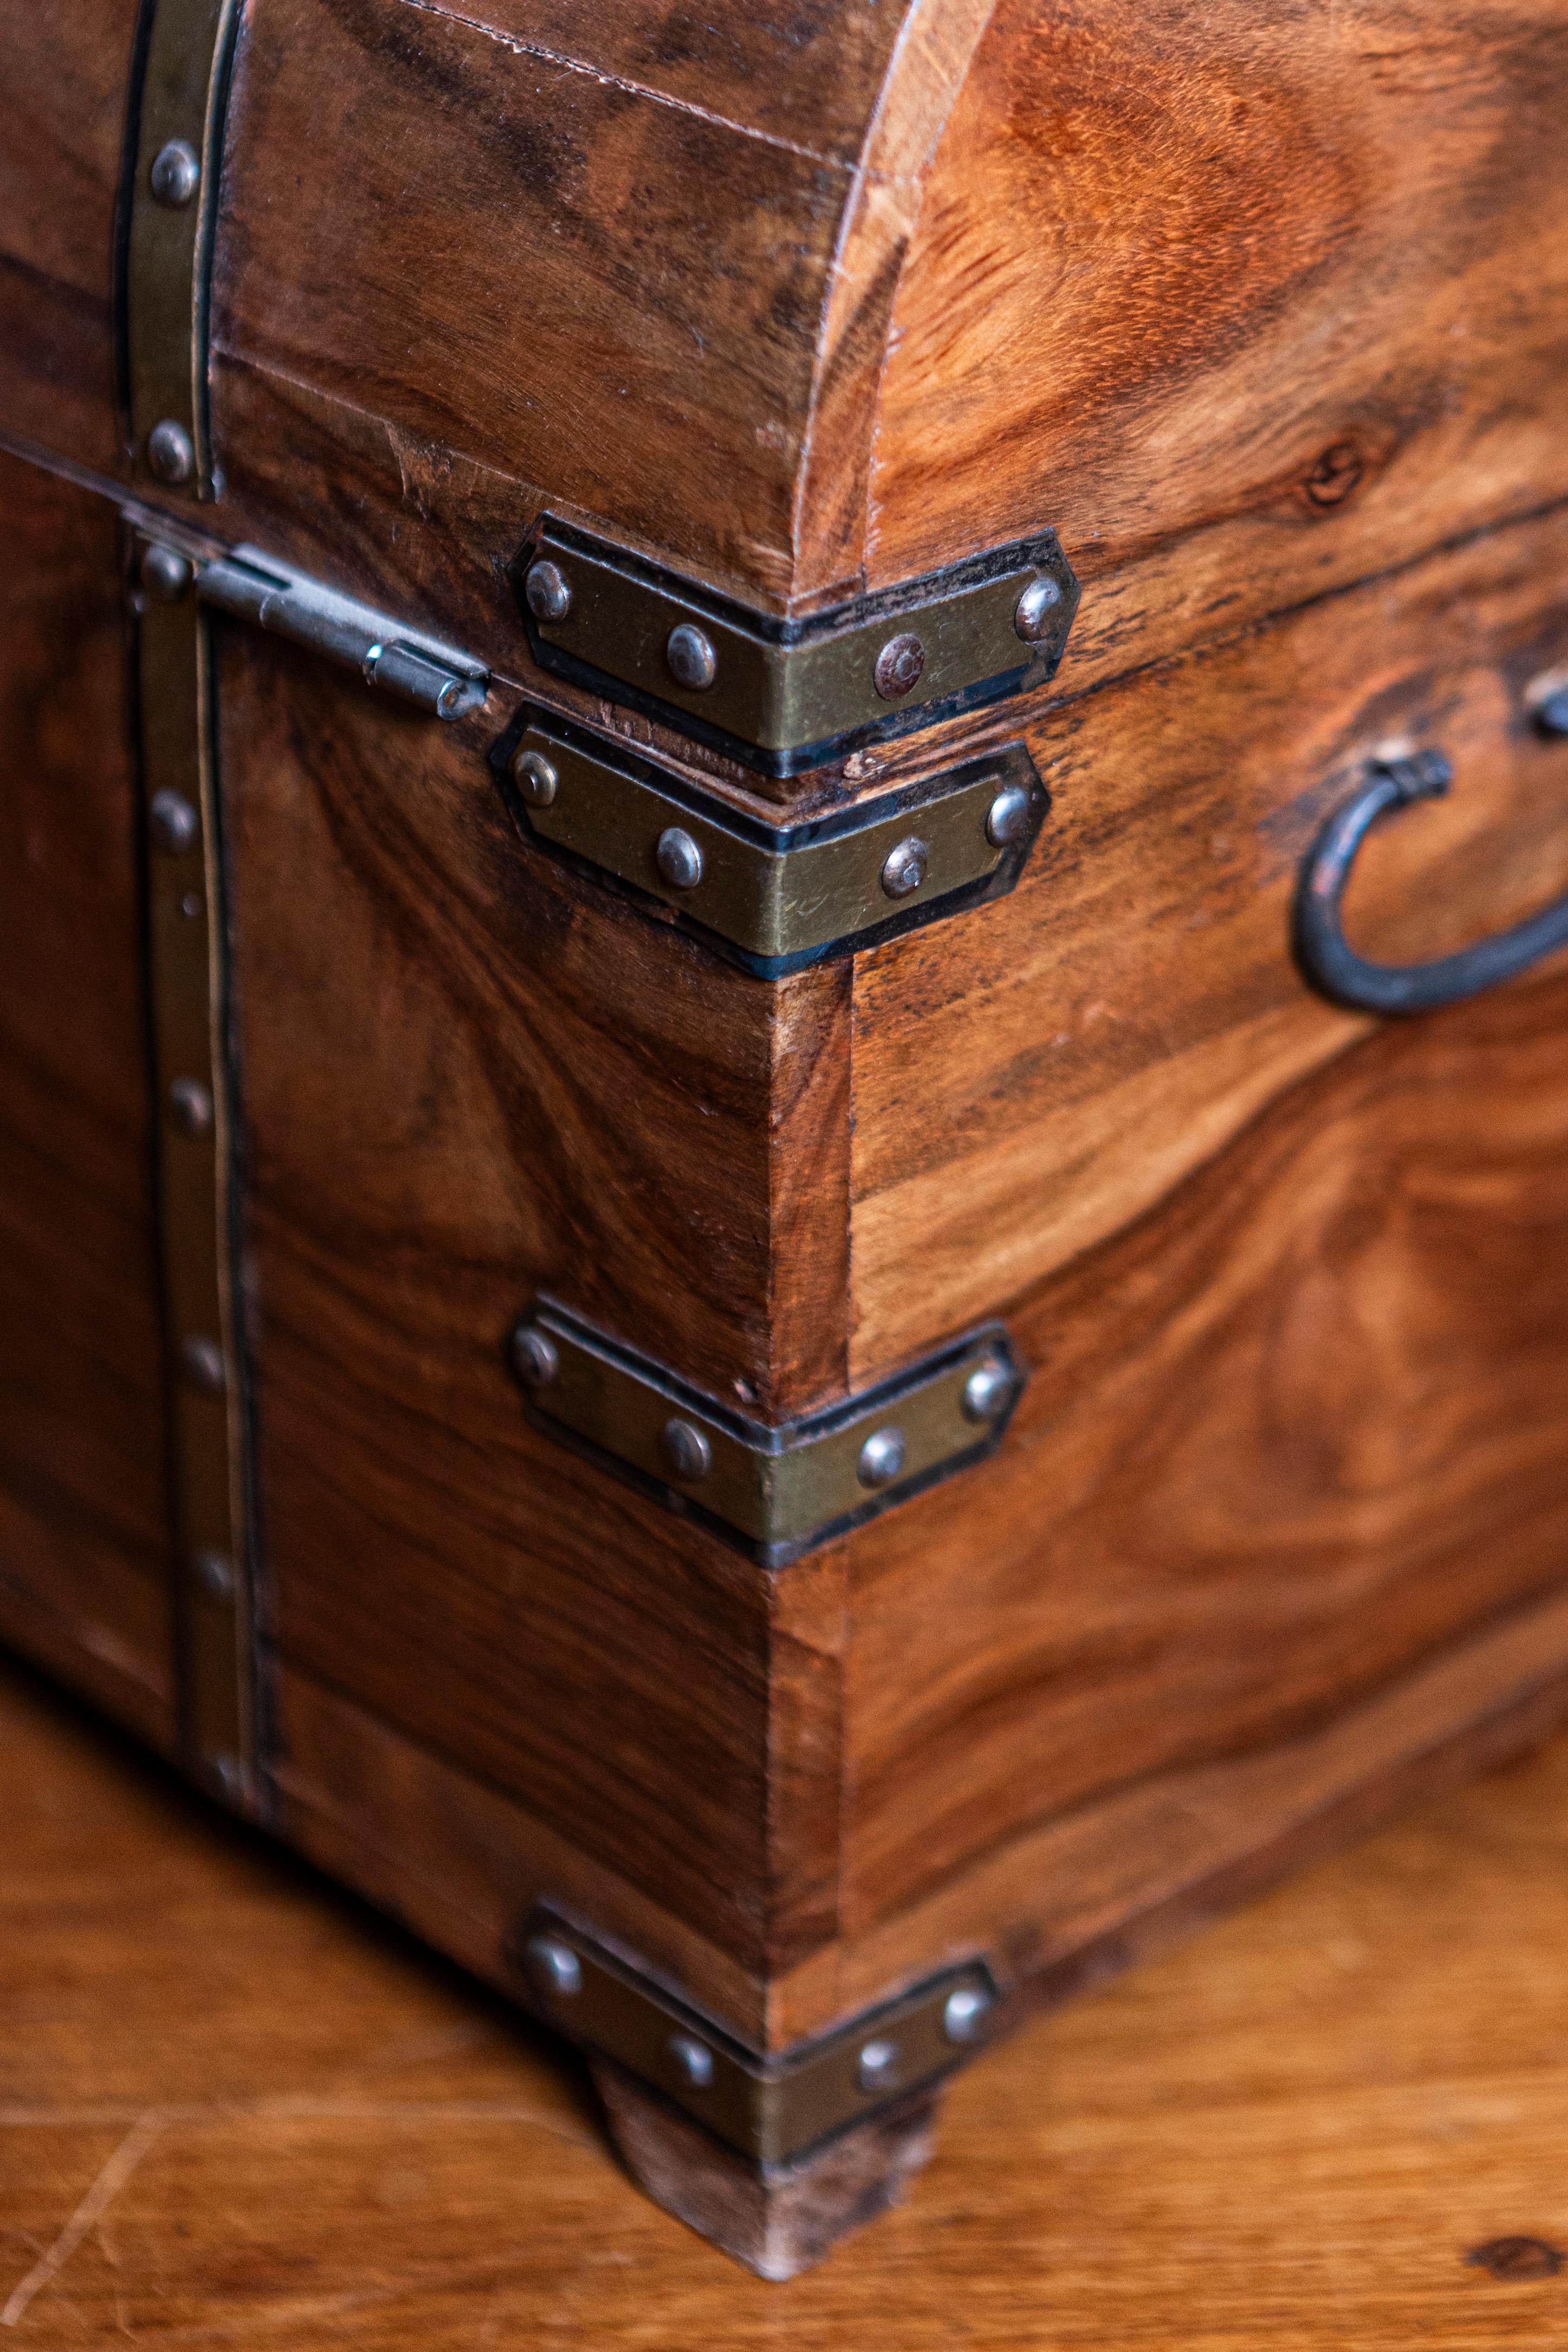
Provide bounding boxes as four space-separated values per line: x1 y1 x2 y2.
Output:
133 528 258 1811
509 1304 1025 1566
517 1910 997 2169
493 710 1047 976
514 518 1079 776
125 0 243 498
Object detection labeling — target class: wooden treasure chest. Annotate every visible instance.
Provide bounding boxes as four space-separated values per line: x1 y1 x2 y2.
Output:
4 0 1568 2279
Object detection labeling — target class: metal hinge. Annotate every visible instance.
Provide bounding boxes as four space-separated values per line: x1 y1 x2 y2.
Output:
140 536 490 718
494 709 1047 976
515 517 1079 776
518 1912 998 2169
508 1304 1025 1567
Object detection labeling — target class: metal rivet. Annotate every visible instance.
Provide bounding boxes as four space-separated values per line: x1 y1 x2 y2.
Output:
873 632 926 701
194 1549 236 1603
147 420 196 485
857 1427 907 1491
168 1077 214 1136
661 1418 712 1483
510 1325 560 1391
523 560 572 624
140 542 193 602
856 2037 902 2094
148 788 199 856
180 1335 227 1395
1014 574 1064 643
211 1753 246 1804
880 837 929 900
666 622 717 692
655 827 705 891
178 891 204 920
961 1356 1014 1424
150 137 201 206
985 784 1034 849
525 1934 582 1997
511 747 559 808
1537 686 1568 739
942 1985 995 2044
669 2033 715 2088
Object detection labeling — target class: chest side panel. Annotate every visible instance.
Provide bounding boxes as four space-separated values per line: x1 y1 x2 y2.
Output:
215 631 850 1972
840 962 1568 1954
850 501 1568 1373
0 452 173 1744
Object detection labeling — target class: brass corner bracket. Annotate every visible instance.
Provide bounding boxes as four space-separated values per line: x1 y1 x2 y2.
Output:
513 516 1079 776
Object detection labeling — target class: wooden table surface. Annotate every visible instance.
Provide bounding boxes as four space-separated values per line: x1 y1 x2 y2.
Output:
6 1651 1568 2349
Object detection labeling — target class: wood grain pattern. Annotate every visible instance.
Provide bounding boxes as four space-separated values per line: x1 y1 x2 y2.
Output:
0 452 172 1751
868 0 1568 642
0 0 139 469
18 1644 1568 2334
850 498 1568 1372
216 623 848 1984
835 966 1568 1961
213 0 852 605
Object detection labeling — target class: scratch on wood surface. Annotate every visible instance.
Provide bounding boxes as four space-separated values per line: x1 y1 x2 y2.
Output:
1 2110 165 2328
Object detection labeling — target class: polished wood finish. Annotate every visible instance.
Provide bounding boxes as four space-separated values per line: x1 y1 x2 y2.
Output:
0 452 172 1751
215 622 848 1997
0 0 139 471
16 1647 1568 2336
851 500 1568 1371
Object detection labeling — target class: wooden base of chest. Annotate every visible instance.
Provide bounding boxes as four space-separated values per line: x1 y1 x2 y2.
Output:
4 436 1568 2271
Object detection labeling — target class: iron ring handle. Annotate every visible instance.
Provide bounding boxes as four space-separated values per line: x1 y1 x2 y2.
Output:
1293 749 1568 1015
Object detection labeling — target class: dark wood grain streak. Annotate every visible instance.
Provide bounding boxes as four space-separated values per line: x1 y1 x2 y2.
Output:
0 451 172 1747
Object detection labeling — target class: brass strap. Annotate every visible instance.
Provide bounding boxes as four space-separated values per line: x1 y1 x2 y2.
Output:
125 0 243 500
133 529 258 1808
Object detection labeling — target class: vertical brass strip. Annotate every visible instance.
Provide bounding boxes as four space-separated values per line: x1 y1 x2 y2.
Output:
126 0 242 498
134 534 258 1810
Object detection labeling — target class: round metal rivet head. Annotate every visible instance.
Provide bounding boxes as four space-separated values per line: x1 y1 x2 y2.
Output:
511 747 559 808
147 419 196 485
1014 574 1064 643
943 1985 995 2044
524 1934 582 1997
168 1077 214 1136
873 632 926 701
857 1427 908 1491
180 1334 227 1396
985 783 1034 849
666 622 717 692
179 891 203 920
1537 686 1568 739
140 542 193 602
510 1325 560 1391
195 1549 236 1603
668 2033 715 2088
961 1356 1015 1425
523 560 572 624
148 788 199 856
857 2038 903 2095
150 137 201 206
880 837 929 901
662 1418 713 1483
655 827 705 892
